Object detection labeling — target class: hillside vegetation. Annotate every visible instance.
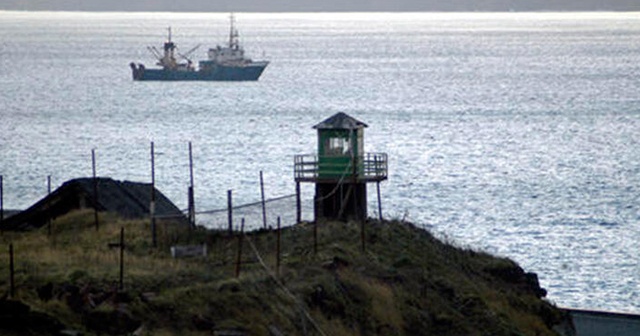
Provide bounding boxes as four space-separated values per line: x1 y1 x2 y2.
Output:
0 210 572 335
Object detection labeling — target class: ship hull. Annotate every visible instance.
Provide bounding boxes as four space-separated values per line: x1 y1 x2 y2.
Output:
131 62 268 81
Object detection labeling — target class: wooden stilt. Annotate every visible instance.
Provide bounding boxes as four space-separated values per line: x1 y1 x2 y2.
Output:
295 182 301 223
377 181 382 221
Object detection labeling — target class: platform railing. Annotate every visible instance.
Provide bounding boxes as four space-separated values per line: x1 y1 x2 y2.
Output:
294 152 388 182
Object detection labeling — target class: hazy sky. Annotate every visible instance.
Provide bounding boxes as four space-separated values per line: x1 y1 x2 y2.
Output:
1 0 639 12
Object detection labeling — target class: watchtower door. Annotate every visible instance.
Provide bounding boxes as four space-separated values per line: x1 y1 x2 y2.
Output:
313 113 367 221
318 129 356 179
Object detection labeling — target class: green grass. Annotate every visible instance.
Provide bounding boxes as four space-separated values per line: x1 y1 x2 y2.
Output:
0 211 569 335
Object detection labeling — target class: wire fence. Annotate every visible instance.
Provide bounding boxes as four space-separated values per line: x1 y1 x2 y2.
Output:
194 194 314 231
0 141 384 234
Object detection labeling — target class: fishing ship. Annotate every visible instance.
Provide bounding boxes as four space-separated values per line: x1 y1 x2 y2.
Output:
130 15 269 81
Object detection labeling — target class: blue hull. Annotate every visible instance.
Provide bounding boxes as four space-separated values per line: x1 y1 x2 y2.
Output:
130 63 267 81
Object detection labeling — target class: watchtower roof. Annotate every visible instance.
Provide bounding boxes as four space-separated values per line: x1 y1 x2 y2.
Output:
313 112 368 130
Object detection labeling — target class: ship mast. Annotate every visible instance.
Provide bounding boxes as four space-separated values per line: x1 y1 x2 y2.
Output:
229 13 239 50
161 26 177 69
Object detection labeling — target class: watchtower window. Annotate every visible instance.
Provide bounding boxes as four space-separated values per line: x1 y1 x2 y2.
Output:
325 137 351 156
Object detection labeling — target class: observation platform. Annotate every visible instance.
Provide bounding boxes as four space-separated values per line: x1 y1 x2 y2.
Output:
294 152 388 183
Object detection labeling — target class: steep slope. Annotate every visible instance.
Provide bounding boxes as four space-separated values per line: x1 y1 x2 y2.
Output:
0 210 572 335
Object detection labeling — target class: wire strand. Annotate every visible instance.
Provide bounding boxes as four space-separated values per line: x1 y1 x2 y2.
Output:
245 235 327 336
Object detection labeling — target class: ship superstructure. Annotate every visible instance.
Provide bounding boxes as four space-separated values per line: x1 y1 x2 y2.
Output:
130 14 268 81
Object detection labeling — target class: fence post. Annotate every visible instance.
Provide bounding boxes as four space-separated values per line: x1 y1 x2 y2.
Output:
361 219 366 252
47 175 52 236
260 171 267 229
313 221 318 255
227 190 233 235
276 216 281 278
150 142 157 248
92 149 99 231
188 186 194 227
295 182 301 223
1 175 3 232
235 218 245 278
9 244 15 298
188 141 195 228
119 227 124 290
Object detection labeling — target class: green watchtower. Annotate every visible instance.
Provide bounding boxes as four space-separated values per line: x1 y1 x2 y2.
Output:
294 112 388 221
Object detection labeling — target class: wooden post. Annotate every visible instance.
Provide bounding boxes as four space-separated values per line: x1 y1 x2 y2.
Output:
92 149 99 231
276 216 281 278
188 141 195 228
9 244 14 298
47 175 52 236
361 219 366 252
151 142 157 248
260 171 267 229
227 190 233 235
295 182 301 223
119 227 124 290
235 218 244 278
1 175 3 232
351 154 358 220
188 186 194 227
313 221 318 255
377 181 382 221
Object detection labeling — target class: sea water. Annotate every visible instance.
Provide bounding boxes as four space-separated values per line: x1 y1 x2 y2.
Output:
0 11 639 313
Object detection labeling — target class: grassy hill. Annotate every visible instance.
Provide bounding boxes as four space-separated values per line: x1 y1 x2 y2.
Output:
0 210 572 335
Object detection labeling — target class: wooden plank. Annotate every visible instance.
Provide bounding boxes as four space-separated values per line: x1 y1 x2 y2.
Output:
170 244 207 258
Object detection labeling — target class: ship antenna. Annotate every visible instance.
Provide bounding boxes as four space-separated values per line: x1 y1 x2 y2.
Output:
168 26 172 42
229 13 239 50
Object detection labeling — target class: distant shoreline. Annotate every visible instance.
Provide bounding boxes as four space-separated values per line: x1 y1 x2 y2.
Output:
2 9 640 13
1 9 639 15
2 0 640 14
